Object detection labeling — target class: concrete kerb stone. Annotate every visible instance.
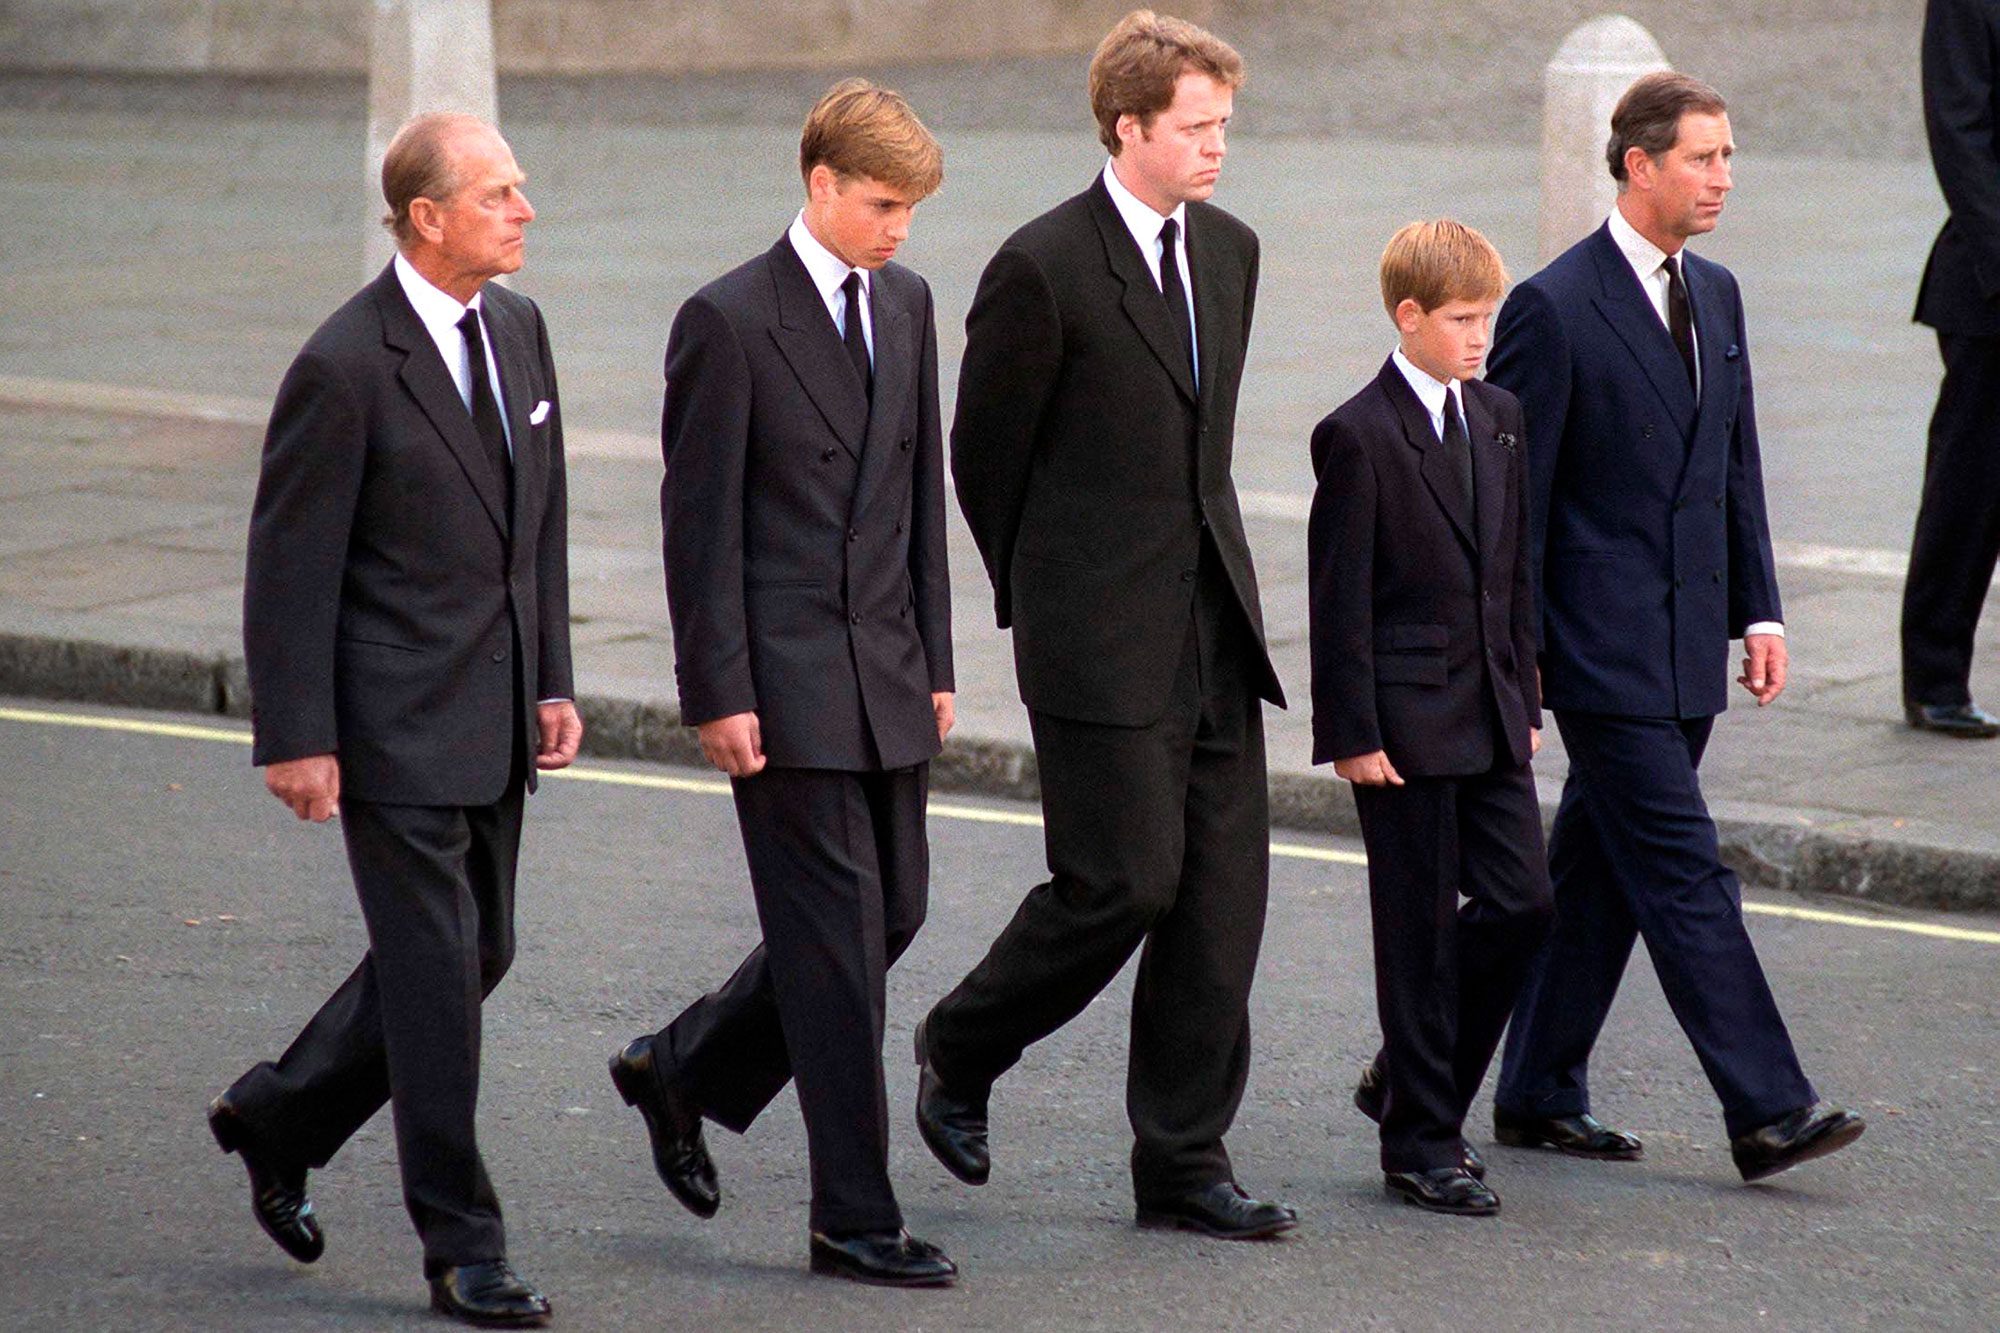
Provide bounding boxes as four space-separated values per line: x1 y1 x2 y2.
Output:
4 625 1993 910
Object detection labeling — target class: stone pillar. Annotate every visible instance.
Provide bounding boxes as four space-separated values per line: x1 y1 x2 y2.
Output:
365 0 500 278
1539 15 1669 265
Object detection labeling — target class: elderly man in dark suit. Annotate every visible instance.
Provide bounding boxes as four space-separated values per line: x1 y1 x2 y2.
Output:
1488 73 1862 1184
912 10 1294 1241
1903 0 2000 737
607 80 957 1288
209 112 579 1327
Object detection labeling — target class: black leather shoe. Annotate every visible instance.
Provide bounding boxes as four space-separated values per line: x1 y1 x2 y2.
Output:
1493 1109 1644 1160
1906 701 2000 738
428 1259 552 1327
1385 1167 1501 1216
1353 1060 1485 1179
207 1093 324 1263
913 1018 990 1185
1731 1101 1865 1182
609 1036 719 1218
1135 1182 1299 1240
808 1229 958 1287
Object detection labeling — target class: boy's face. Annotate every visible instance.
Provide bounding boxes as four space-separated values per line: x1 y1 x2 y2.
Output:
1395 295 1498 383
804 165 920 271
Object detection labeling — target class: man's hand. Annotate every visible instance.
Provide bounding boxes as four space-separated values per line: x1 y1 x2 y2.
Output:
698 711 767 777
1334 749 1404 787
536 700 584 771
1739 632 1788 707
1530 726 1543 757
266 753 340 821
932 691 956 743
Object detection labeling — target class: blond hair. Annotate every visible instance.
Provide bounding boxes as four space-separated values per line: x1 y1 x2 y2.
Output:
1379 219 1508 316
799 78 944 199
1088 9 1244 155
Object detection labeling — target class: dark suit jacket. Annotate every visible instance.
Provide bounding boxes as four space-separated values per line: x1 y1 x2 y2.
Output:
244 263 574 806
660 236 952 772
1487 222 1781 720
1916 0 2000 335
951 174 1283 727
1307 361 1540 775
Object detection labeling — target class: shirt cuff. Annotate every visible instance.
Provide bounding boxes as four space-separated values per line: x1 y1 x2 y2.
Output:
536 696 573 705
1742 622 1784 639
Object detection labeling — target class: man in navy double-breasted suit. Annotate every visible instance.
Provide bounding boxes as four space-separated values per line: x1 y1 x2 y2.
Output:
1486 73 1863 1184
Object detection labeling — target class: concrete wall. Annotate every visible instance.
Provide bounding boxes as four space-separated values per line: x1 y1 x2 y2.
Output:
0 0 1208 74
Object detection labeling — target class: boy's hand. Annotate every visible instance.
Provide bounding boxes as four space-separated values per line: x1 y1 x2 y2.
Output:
1334 749 1404 786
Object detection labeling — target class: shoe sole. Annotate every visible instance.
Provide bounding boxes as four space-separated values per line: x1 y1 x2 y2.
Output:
808 1252 957 1287
607 1049 721 1220
1134 1210 1299 1240
1384 1183 1500 1217
1737 1118 1866 1182
1492 1125 1644 1161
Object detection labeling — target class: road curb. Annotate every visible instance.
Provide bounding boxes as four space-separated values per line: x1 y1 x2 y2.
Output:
4 627 1996 912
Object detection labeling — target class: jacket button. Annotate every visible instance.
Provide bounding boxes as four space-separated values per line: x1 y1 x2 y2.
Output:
1715 496 1725 509
1713 570 1723 584
822 448 836 461
850 612 862 625
1674 577 1684 589
848 528 859 542
1181 569 1196 582
900 437 912 451
1482 589 1492 603
1672 499 1684 512
895 521 904 534
1642 425 1654 439
490 650 506 663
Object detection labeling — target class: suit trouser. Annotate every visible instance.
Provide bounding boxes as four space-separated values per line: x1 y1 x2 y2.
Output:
922 598 1270 1200
224 776 525 1275
651 764 929 1235
1495 712 1815 1138
1354 764 1552 1173
1902 331 2000 706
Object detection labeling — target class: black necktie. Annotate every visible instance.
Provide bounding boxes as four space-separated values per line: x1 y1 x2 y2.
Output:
1664 254 1697 392
1158 217 1196 391
841 270 872 398
1442 385 1476 528
456 308 513 521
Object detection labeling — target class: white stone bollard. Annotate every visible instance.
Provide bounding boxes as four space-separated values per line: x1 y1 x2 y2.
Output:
1539 15 1669 266
364 0 501 280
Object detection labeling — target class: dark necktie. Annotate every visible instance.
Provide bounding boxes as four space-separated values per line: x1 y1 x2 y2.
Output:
1159 217 1197 391
456 308 513 521
1664 253 1697 392
841 269 872 398
1442 385 1476 529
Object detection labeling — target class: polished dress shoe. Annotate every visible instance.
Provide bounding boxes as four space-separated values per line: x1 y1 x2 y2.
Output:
1135 1181 1299 1240
1385 1167 1500 1216
1731 1101 1865 1182
1905 701 2000 738
1353 1061 1486 1179
609 1036 719 1218
428 1259 552 1327
913 1018 990 1185
808 1229 958 1287
207 1093 324 1263
1493 1109 1644 1160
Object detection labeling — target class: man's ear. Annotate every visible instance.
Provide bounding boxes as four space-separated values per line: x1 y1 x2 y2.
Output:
407 196 444 244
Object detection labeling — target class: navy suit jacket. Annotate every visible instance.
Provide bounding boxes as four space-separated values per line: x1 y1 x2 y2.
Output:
1487 222 1781 720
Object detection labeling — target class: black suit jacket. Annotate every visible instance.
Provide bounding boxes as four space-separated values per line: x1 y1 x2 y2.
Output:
244 263 574 805
1917 0 2000 335
951 175 1283 727
1307 360 1540 776
660 236 952 772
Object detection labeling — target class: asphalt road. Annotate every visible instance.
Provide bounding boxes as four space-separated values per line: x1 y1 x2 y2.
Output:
2 698 1996 1331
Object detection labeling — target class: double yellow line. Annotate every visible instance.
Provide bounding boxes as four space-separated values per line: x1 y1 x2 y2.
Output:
6 703 1997 947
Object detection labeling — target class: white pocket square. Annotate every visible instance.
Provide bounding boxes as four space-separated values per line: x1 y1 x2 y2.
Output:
529 400 551 426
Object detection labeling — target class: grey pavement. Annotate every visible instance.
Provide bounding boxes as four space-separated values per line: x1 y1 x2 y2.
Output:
4 699 1996 1330
3 71 1999 906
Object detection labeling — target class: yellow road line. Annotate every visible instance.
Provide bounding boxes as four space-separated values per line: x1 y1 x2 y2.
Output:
8 703 1998 945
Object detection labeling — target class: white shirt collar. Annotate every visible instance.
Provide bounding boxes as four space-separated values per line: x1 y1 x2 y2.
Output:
1608 204 1678 289
788 211 869 308
1391 347 1459 437
393 251 483 341
1102 159 1187 263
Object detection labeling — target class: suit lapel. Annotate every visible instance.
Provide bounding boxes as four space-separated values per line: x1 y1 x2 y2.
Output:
850 277 912 519
1088 177 1197 406
1380 359 1475 555
1463 383 1507 569
486 292 541 547
766 236 869 458
374 267 509 537
1188 206 1227 420
1683 254 1732 433
1584 225 1698 436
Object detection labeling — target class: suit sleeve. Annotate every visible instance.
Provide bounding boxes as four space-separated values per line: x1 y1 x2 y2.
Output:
1486 281 1571 653
1504 396 1542 723
242 350 367 767
1925 0 2000 300
910 278 954 692
1722 281 1783 633
660 295 758 726
950 243 1063 628
1306 415 1382 763
531 302 575 701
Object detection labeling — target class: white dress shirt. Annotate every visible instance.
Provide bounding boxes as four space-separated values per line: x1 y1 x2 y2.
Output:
1605 208 1779 639
788 212 873 365
392 253 512 454
1103 160 1198 386
1391 347 1463 444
